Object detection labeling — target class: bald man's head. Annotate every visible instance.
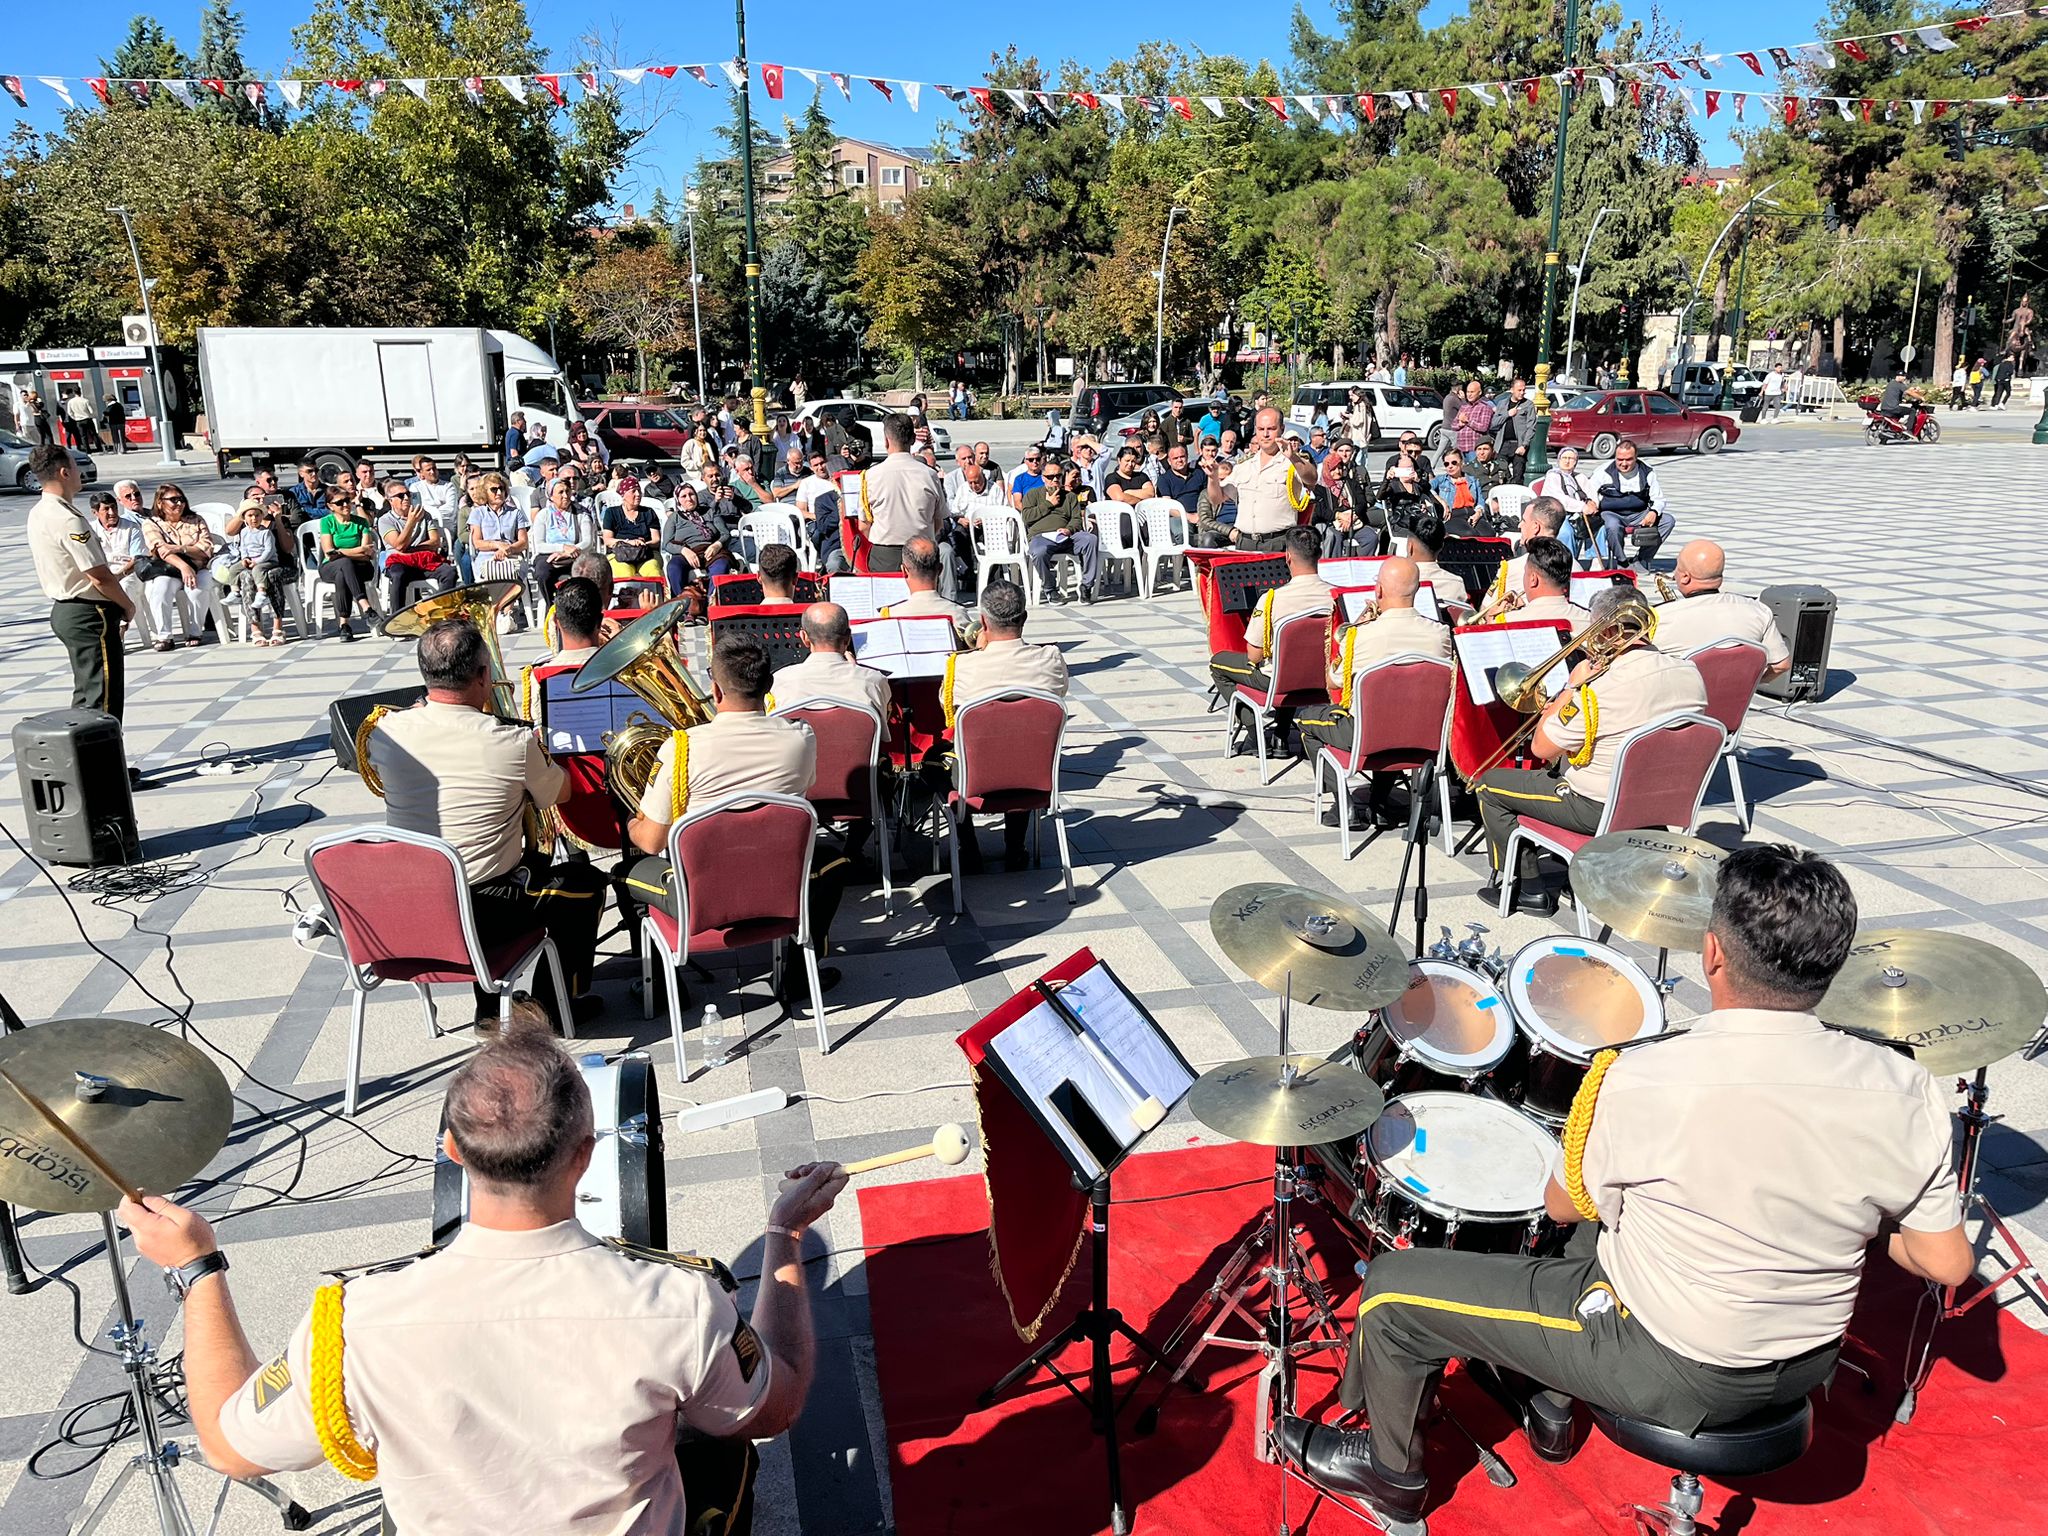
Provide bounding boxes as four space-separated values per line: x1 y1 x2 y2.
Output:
1677 540 1726 588
1377 557 1421 607
1252 407 1284 452
800 602 854 653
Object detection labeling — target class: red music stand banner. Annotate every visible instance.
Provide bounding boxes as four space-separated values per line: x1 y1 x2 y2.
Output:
1447 616 1573 782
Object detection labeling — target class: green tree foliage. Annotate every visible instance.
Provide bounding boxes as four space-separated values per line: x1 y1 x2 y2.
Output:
569 235 691 392
856 190 974 391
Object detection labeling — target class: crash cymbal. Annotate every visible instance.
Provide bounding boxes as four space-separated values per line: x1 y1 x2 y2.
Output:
1817 931 2048 1076
0 1019 232 1214
378 578 524 638
1188 1056 1386 1147
1569 831 1727 951
1209 884 1410 1012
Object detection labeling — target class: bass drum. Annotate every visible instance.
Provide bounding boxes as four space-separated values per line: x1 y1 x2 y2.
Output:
433 1053 666 1248
1353 959 1516 1098
1497 937 1665 1126
1362 1092 1559 1255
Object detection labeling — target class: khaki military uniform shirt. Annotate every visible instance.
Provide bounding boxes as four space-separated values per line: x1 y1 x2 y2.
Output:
771 650 894 740
885 586 972 642
1330 605 1451 694
1542 644 1709 802
1411 561 1471 618
951 637 1069 705
28 492 110 602
370 702 566 884
636 709 816 826
1224 448 1305 537
1514 593 1589 627
1248 572 1335 659
1652 590 1791 667
859 450 946 547
216 1221 772 1536
1581 1010 1960 1367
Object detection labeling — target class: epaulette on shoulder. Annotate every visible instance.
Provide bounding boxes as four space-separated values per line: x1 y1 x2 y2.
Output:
320 1245 442 1281
1613 1028 1689 1052
602 1237 738 1291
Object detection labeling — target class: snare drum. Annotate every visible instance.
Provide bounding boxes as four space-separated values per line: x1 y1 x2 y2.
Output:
1501 937 1665 1125
1352 959 1515 1098
1363 1092 1559 1254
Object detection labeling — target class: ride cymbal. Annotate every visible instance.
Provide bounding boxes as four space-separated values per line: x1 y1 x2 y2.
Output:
1187 1056 1386 1147
1209 884 1410 1012
1569 831 1727 951
1817 930 2048 1076
0 1019 232 1214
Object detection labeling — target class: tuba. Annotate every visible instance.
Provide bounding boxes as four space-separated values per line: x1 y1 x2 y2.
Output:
569 598 714 803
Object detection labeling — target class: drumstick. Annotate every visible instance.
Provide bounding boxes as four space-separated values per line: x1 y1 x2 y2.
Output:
840 1124 974 1176
0 1068 146 1202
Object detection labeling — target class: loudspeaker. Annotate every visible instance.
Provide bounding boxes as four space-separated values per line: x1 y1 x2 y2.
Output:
1757 584 1836 702
12 710 138 868
329 686 427 774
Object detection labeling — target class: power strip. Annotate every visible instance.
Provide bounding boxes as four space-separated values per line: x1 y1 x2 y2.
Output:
674 1087 790 1134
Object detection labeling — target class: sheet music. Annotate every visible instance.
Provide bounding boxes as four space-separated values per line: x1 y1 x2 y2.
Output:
538 673 644 754
1338 588 1376 624
1453 626 1571 706
1414 585 1442 622
985 1002 1149 1178
1320 557 1384 590
1057 964 1196 1114
1570 570 1632 608
829 574 911 622
851 615 957 679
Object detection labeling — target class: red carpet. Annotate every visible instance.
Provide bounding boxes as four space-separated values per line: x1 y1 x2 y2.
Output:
860 1142 2048 1536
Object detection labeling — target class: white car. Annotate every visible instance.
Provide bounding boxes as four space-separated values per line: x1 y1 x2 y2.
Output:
1100 396 1229 447
1288 381 1449 449
793 398 952 456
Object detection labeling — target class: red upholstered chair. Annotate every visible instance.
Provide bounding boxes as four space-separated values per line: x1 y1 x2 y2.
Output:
641 793 827 1082
942 689 1073 915
1224 609 1330 785
1685 639 1770 829
777 697 893 908
1310 655 1455 861
304 827 570 1116
1500 713 1727 932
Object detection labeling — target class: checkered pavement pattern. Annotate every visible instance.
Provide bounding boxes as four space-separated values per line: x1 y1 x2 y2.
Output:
0 441 2044 1533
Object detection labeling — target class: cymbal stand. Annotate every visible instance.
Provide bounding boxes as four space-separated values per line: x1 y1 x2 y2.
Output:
69 1211 310 1535
1385 757 1437 957
0 992 25 1295
1898 1051 2048 1424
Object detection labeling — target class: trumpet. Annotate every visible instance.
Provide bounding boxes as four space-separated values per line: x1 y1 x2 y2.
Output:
1466 601 1658 780
569 599 714 803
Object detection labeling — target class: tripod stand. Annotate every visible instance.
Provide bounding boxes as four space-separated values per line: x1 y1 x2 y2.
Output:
66 1210 310 1535
1386 755 1438 954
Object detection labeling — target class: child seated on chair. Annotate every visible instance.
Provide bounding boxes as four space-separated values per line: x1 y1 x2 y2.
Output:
220 497 291 646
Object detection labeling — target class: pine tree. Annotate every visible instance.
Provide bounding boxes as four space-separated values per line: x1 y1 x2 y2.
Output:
193 0 276 128
103 18 193 109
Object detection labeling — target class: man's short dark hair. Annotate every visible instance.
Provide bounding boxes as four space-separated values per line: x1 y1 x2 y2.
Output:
1709 844 1857 1009
1284 526 1321 567
552 577 602 643
1524 495 1566 536
903 536 942 584
710 634 773 700
28 444 72 481
1405 510 1445 555
1525 536 1572 591
757 543 799 589
445 1027 593 1190
418 618 490 691
882 412 915 451
980 580 1027 633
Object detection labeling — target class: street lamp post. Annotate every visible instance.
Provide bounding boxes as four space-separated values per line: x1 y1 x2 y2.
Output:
107 205 180 469
682 182 707 404
1524 0 1582 480
1719 198 1764 410
733 0 767 436
1561 205 1618 383
1153 204 1189 384
1669 182 1783 401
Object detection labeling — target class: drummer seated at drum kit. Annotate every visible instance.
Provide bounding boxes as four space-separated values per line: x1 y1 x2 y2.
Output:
1280 845 1975 1526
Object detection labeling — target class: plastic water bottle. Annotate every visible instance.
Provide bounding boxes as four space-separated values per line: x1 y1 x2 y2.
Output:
701 1002 731 1068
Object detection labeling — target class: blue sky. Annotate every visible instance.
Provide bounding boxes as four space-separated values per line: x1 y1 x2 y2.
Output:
3 0 1849 198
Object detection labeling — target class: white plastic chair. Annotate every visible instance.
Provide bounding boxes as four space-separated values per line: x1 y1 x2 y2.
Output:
972 507 1032 606
1137 497 1193 597
1489 484 1535 527
735 506 807 569
1094 500 1144 598
189 503 243 642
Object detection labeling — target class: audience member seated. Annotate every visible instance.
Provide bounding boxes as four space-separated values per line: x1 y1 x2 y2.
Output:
317 484 379 642
531 477 600 603
1021 471 1100 606
661 483 731 598
140 485 218 650
220 496 293 645
376 479 460 613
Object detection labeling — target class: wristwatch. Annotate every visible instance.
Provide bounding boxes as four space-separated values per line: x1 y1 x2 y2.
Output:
163 1251 229 1302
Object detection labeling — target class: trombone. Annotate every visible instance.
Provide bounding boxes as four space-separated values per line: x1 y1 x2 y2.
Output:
1463 602 1658 781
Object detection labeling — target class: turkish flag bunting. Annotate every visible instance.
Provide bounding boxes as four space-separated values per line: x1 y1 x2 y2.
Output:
1737 51 1762 74
1933 99 1950 117
1438 87 1458 115
0 77 25 108
761 63 784 100
87 77 110 104
969 86 994 113
1628 78 1642 107
1955 16 1988 31
535 74 564 106
1859 97 1873 121
1571 68 1586 87
1265 96 1289 119
1841 41 1868 62
1169 95 1193 120
329 79 362 92
867 77 892 101
1359 93 1376 121
1706 90 1721 116
1784 94 1799 123
647 65 677 79
1074 91 1099 110
1524 77 1540 105
1655 62 1680 80
203 78 227 97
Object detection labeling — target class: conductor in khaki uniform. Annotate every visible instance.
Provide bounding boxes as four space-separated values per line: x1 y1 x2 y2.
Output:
1208 526 1333 745
1470 586 1707 915
1651 539 1792 682
942 579 1067 872
857 413 946 572
1282 846 1972 1525
1211 407 1314 551
1296 557 1450 829
624 633 845 996
118 1021 851 1536
27 444 136 725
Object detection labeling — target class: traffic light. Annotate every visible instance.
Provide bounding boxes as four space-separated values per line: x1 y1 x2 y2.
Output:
1619 302 1631 324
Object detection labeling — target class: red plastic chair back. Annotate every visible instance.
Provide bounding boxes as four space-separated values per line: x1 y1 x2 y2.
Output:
781 702 880 820
1687 641 1769 737
955 693 1064 813
674 798 813 950
1269 610 1331 702
554 753 625 849
1353 658 1455 768
309 836 491 985
1603 717 1727 835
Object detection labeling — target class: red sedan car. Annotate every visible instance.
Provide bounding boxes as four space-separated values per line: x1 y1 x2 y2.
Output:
579 401 695 461
1545 389 1740 458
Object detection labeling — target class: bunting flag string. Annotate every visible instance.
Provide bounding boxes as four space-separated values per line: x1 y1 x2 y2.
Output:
2 7 2045 124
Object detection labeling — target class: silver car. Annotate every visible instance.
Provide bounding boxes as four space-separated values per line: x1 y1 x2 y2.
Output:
1 428 98 492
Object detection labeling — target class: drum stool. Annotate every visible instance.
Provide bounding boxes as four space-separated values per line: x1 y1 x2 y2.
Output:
1589 1397 1811 1536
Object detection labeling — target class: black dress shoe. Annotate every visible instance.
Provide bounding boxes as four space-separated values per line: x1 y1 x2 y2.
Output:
777 963 841 1003
1319 805 1369 831
569 993 606 1027
1464 1361 1577 1464
1078 586 1095 605
1277 1416 1428 1522
1475 881 1558 917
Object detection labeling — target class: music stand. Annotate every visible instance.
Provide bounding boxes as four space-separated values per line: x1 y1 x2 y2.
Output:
974 962 1197 1535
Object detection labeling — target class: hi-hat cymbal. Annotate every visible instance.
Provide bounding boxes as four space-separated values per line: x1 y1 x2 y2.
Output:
378 579 523 638
1817 930 2048 1076
1209 884 1409 1012
1570 831 1727 951
1188 1056 1386 1147
0 1019 232 1214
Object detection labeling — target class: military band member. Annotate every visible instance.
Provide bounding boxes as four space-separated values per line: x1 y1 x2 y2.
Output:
1208 527 1334 732
1474 495 1570 621
883 536 973 644
1283 846 1970 1525
27 444 136 733
120 1021 849 1536
366 619 607 1028
1502 537 1589 626
772 603 894 727
1651 540 1792 682
1402 511 1472 620
1470 586 1708 915
1296 557 1453 829
1211 407 1314 551
624 634 843 997
943 580 1068 872
857 413 946 572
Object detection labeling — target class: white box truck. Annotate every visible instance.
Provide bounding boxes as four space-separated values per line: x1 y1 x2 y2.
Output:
196 326 578 481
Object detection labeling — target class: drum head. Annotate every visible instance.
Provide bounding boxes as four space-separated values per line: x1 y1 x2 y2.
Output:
1368 1093 1558 1222
1506 938 1664 1062
1384 960 1515 1073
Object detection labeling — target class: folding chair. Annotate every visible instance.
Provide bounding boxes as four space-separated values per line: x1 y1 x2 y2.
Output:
1224 610 1329 785
1310 655 1455 860
778 697 894 908
940 689 1073 915
1685 640 1770 829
